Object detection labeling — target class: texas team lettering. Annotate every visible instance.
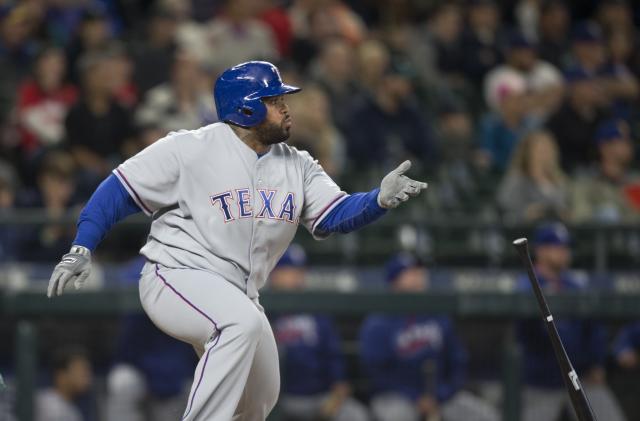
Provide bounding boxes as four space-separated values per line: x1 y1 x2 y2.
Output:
210 189 297 223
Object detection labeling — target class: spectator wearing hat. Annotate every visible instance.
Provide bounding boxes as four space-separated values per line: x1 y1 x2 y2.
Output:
481 30 563 171
359 254 499 421
516 222 626 421
571 119 640 223
270 245 370 421
546 68 611 171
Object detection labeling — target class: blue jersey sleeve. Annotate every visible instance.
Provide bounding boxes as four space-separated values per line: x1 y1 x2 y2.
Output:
314 189 387 236
359 317 395 391
73 174 142 251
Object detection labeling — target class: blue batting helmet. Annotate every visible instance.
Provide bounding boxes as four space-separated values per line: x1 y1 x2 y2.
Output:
214 61 301 128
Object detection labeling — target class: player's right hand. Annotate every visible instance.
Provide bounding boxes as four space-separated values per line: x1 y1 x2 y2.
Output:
47 245 92 297
378 160 428 209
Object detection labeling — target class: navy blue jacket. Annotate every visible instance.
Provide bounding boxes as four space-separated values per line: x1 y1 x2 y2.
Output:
516 271 607 388
359 315 467 402
273 314 346 396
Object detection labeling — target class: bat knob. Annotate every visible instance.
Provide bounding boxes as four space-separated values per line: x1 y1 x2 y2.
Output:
513 238 528 246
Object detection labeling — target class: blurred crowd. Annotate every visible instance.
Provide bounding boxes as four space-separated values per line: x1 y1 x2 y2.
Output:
0 0 639 262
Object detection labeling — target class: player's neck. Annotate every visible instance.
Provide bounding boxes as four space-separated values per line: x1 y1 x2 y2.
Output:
229 125 270 155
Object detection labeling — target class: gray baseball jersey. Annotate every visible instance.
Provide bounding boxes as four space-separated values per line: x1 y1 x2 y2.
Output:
114 122 346 299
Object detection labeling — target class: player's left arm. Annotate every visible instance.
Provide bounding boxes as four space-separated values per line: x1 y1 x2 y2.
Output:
301 155 427 239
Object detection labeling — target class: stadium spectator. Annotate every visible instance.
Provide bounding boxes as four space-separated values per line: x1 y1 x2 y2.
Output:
516 222 626 421
17 151 78 262
310 39 359 131
15 45 78 158
286 85 345 177
536 0 571 69
105 256 197 421
484 31 564 122
606 28 640 81
597 0 636 35
107 44 137 108
0 3 41 126
259 0 293 57
497 131 569 224
418 3 465 89
66 6 113 84
480 31 563 171
289 0 366 49
546 69 610 171
35 346 93 421
65 51 135 191
135 51 216 134
356 39 391 95
199 0 278 74
461 0 504 88
360 254 499 421
432 102 490 213
347 69 435 170
572 119 640 223
130 6 178 97
567 22 639 121
270 245 370 421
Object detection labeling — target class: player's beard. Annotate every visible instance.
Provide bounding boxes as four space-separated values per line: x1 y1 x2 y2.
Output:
254 118 291 146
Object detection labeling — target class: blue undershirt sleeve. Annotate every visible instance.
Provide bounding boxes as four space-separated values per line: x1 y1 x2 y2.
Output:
73 174 142 251
315 188 387 236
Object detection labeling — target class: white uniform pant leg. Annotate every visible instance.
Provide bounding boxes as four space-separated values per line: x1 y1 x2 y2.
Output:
139 263 271 421
232 312 280 421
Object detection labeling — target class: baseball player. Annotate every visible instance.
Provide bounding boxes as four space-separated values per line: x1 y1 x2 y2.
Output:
516 222 626 421
269 245 369 421
46 61 428 421
359 253 499 421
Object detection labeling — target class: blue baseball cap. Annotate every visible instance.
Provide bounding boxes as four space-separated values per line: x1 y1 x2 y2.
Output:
595 120 625 145
572 22 603 44
275 244 307 269
533 222 571 247
385 253 424 284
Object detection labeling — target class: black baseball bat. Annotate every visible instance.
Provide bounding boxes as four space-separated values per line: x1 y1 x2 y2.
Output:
512 238 597 421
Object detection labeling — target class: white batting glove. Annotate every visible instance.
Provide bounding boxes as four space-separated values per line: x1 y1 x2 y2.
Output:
47 245 92 297
378 160 428 209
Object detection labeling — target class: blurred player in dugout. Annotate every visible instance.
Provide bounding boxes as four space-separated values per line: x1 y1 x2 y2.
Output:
359 254 499 421
269 245 370 421
516 222 626 421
